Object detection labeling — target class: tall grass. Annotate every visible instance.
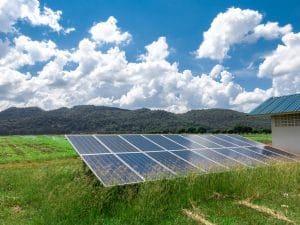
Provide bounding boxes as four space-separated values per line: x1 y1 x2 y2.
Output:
1 159 299 225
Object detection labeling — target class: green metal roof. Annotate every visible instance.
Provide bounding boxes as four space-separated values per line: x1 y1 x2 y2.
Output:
250 93 300 115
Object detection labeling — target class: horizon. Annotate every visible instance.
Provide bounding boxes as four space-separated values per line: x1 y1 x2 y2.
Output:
1 0 300 113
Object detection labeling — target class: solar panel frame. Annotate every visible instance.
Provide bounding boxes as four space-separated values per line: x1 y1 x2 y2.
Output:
82 154 144 187
117 153 175 180
163 134 206 149
95 135 140 153
170 150 226 172
66 134 298 187
146 151 198 174
143 134 185 150
121 134 165 152
66 135 110 154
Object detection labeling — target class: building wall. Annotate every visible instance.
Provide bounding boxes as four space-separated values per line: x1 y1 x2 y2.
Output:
272 114 300 155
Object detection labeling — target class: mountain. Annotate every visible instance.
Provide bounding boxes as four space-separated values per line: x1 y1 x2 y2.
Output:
0 106 270 135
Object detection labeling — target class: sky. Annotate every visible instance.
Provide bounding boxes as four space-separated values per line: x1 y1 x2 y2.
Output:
0 0 300 113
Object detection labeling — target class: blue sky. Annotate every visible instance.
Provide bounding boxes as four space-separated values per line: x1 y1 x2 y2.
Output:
0 0 299 112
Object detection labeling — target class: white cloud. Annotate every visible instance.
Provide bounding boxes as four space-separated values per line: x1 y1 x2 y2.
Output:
0 30 253 113
197 7 291 61
89 16 131 45
249 22 292 41
258 32 300 96
0 0 71 33
0 12 298 114
0 35 57 69
139 37 169 61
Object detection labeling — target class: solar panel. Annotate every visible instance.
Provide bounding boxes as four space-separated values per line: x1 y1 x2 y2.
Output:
121 135 164 151
147 151 198 174
143 134 184 150
118 153 174 180
182 134 221 148
67 135 110 154
82 154 143 186
171 150 225 172
163 134 205 149
66 134 297 187
95 135 139 153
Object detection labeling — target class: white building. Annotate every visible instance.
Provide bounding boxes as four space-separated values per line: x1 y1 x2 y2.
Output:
251 94 300 155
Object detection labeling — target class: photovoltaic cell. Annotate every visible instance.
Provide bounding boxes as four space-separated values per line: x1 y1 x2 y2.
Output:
67 135 109 154
82 154 143 186
95 135 139 153
193 149 243 167
122 135 164 151
183 135 221 148
147 151 197 174
263 146 296 158
171 150 224 172
143 135 184 150
216 134 252 147
118 153 174 180
203 135 237 147
66 134 297 187
246 146 282 158
228 134 261 146
214 148 262 166
229 147 270 162
163 134 205 149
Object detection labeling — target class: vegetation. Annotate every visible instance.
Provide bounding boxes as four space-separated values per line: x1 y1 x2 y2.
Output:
0 106 270 135
1 134 298 225
0 159 299 225
0 136 76 164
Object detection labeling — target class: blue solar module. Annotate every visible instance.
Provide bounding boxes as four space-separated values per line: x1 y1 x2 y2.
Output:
171 150 225 172
118 153 174 180
193 149 244 167
147 151 197 174
95 135 139 153
66 134 297 187
182 135 221 148
163 134 205 149
67 135 110 154
213 148 262 166
82 154 143 186
202 135 237 147
143 135 184 150
263 146 296 158
216 134 253 147
228 134 261 146
229 147 269 162
246 146 283 158
122 135 164 151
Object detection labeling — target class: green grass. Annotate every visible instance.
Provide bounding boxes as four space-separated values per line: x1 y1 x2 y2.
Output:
243 133 272 144
0 136 76 163
0 159 299 225
1 133 299 224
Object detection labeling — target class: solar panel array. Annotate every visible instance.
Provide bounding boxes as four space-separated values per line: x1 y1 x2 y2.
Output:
66 134 297 187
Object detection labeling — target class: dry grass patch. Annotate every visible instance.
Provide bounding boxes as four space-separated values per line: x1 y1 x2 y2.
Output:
238 199 296 224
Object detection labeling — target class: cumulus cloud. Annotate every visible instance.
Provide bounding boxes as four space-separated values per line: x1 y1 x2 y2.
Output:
258 32 300 95
0 28 253 113
197 7 291 61
0 0 72 33
89 16 131 45
0 35 58 69
0 9 299 114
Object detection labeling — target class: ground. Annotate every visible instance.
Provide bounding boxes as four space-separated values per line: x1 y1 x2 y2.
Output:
0 134 299 225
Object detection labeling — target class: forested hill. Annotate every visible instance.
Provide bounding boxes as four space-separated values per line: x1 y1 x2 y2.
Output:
0 106 270 135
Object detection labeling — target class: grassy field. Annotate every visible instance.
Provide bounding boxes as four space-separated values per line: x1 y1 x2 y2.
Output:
0 134 299 225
